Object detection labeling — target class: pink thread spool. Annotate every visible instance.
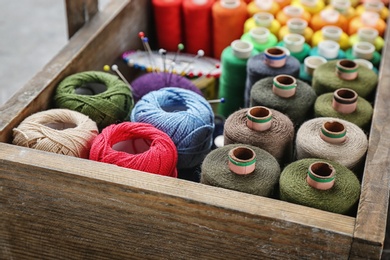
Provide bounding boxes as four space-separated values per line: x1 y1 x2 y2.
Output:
228 146 257 175
264 47 287 67
335 59 358 81
307 161 336 190
320 120 347 144
332 88 358 114
272 74 297 98
246 106 273 132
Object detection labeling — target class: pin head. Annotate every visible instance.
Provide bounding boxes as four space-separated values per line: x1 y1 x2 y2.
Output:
197 50 205 56
159 48 167 55
142 37 149 43
138 32 145 38
111 64 119 71
220 97 225 103
178 43 184 50
103 65 110 72
215 63 221 69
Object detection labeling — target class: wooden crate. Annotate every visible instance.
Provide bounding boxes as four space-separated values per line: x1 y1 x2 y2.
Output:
1 1 389 259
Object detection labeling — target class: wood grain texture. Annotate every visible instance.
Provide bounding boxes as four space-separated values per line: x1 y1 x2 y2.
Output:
349 16 390 260
65 0 99 38
0 143 355 259
0 0 150 143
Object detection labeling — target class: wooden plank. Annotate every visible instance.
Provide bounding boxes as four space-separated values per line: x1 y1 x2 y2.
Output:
0 143 355 259
65 0 99 39
0 0 150 143
349 17 390 260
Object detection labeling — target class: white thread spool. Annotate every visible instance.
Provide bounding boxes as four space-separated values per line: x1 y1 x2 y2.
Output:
255 0 273 11
287 18 308 34
231 40 254 59
320 9 340 23
250 27 270 44
304 56 327 76
361 11 380 26
353 58 374 70
254 12 274 27
322 26 343 42
357 27 379 44
352 42 375 60
283 5 304 18
318 40 340 59
283 33 305 53
331 0 351 14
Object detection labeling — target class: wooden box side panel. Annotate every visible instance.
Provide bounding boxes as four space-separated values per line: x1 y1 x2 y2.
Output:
0 0 150 143
0 144 355 259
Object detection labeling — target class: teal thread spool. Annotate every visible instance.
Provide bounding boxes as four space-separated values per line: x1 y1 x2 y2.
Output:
250 75 317 126
312 59 378 98
299 55 328 83
276 34 311 63
314 89 373 129
218 40 259 118
241 27 278 52
345 42 381 68
201 143 281 197
309 40 346 60
279 158 361 215
54 71 134 129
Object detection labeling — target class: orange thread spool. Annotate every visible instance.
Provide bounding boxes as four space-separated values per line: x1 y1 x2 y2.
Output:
310 9 348 32
276 5 312 25
348 11 386 36
247 0 281 16
212 0 248 59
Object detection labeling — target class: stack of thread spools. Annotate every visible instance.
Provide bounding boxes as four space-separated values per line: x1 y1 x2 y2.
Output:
11 0 387 217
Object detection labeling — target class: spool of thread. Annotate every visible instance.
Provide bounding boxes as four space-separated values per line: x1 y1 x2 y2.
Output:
241 27 278 52
212 0 248 59
329 0 356 21
131 87 214 169
243 12 282 36
130 72 202 103
354 58 378 74
247 0 281 16
201 144 281 197
312 59 378 97
224 107 295 165
276 5 312 25
89 122 178 177
296 117 368 169
278 18 314 42
311 26 350 50
309 8 348 32
277 33 311 62
54 71 134 129
345 42 381 68
12 108 98 158
299 55 328 83
355 0 389 20
245 48 300 106
348 27 384 52
250 76 317 126
291 0 326 14
279 158 361 215
275 0 293 9
182 0 214 56
309 40 346 60
314 91 373 129
152 0 183 51
348 11 386 37
218 40 258 118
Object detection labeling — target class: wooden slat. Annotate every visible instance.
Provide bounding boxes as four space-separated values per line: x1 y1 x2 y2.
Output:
65 0 99 39
349 15 390 260
0 0 150 143
0 143 355 259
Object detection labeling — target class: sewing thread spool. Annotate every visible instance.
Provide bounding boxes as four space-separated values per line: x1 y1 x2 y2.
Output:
152 0 183 51
89 122 178 177
201 143 281 197
336 59 358 80
12 109 99 158
131 87 214 170
291 0 325 14
54 71 134 129
307 161 336 190
278 33 311 62
345 42 381 68
241 27 278 52
348 27 384 52
304 56 327 76
212 0 248 59
224 107 295 164
183 0 214 56
295 117 368 169
279 158 361 214
247 0 281 16
309 8 348 32
348 11 386 37
311 26 350 50
278 17 314 43
276 5 312 25
246 106 273 131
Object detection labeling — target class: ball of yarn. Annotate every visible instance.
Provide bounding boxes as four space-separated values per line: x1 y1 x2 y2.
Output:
130 72 203 103
89 122 178 177
296 117 368 170
131 87 214 169
224 108 294 165
201 144 281 197
54 71 134 129
312 60 378 98
250 77 317 126
279 158 361 215
12 108 98 158
314 93 373 129
245 53 300 106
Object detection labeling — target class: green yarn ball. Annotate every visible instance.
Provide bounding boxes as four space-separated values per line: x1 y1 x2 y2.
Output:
250 76 317 126
54 71 134 129
312 60 378 98
314 93 373 129
279 158 361 215
201 144 281 197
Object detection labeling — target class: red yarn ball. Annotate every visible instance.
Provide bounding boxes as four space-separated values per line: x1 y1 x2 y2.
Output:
89 122 178 177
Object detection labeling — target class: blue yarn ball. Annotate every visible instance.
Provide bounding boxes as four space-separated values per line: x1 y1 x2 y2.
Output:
131 87 215 169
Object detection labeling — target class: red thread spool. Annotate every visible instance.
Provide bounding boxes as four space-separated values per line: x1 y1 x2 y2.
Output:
152 0 183 52
212 0 248 59
89 122 178 177
183 0 215 56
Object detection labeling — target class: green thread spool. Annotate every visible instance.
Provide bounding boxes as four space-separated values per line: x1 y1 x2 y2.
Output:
218 40 259 118
279 158 361 215
314 92 373 129
54 71 134 129
345 48 381 68
276 33 311 63
312 60 378 98
241 27 278 52
250 76 317 126
201 143 281 197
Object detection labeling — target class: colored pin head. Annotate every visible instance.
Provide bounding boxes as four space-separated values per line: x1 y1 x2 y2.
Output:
103 65 110 72
138 31 145 38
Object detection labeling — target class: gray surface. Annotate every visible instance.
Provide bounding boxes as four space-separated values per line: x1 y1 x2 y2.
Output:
0 0 109 105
